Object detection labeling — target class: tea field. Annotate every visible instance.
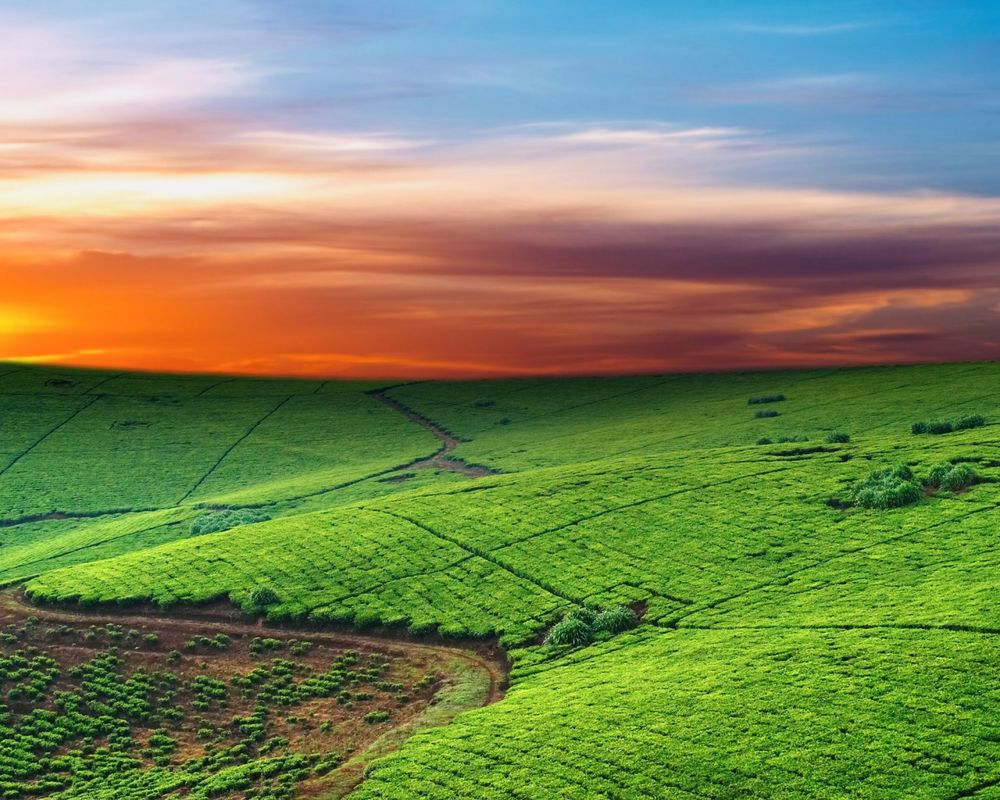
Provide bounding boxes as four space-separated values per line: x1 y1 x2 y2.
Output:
1 361 999 798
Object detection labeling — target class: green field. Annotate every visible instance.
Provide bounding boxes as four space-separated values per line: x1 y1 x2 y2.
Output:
2 361 999 798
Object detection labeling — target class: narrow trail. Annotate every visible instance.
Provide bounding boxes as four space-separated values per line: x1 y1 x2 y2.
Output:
369 390 498 478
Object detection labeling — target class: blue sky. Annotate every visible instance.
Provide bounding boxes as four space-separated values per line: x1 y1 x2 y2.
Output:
28 0 998 191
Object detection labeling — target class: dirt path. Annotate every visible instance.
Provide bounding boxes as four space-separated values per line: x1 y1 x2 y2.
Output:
369 390 498 478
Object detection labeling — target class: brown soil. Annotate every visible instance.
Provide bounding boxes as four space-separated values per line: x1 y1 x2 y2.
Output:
1 589 508 707
1 588 510 798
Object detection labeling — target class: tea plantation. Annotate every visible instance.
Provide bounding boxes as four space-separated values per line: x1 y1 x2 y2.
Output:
2 361 999 798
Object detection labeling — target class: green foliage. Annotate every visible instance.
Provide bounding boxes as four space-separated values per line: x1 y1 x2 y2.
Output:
592 605 638 633
847 465 923 509
247 587 280 611
192 509 271 535
748 394 786 405
927 462 979 492
546 606 638 646
956 415 986 430
544 617 593 647
6 361 1000 798
912 420 954 434
755 409 780 418
826 431 850 443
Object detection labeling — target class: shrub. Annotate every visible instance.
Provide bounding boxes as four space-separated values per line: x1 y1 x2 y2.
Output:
826 432 850 443
756 437 773 445
956 415 986 430
755 410 780 418
593 606 638 634
912 420 953 435
363 710 390 724
927 462 979 492
545 617 594 647
848 465 923 509
748 394 786 405
247 586 279 610
565 607 598 626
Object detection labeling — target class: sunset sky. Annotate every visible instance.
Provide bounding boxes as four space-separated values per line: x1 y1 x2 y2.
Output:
3 1 999 377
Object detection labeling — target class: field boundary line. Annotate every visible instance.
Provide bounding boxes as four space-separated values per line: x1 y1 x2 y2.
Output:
84 373 122 394
670 502 999 627
368 508 581 605
0 518 181 585
681 621 1000 636
945 774 1000 799
178 395 294 503
0 394 103 478
489 464 796 552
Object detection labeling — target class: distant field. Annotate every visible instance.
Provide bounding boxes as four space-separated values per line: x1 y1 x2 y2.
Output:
2 361 999 798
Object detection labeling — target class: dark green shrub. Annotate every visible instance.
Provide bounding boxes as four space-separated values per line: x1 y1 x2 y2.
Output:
848 465 923 509
755 410 780 418
748 394 786 405
593 606 638 633
545 617 594 647
247 586 279 610
956 415 986 430
756 437 773 445
826 432 850 443
363 710 390 724
565 607 598 626
927 462 979 492
912 420 953 435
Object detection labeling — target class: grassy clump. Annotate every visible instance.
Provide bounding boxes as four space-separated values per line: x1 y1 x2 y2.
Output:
755 410 780 419
848 465 923 510
911 420 953 435
913 415 986 435
592 606 639 634
826 432 850 443
246 586 279 613
546 605 637 647
927 462 979 492
748 395 786 405
545 617 594 647
191 508 271 535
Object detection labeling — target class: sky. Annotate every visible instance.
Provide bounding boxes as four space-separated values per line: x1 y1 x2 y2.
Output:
2 1 999 378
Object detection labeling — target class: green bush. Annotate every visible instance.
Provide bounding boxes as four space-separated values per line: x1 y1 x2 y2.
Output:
927 463 979 492
593 606 638 634
755 410 780 419
956 415 986 430
545 617 594 647
912 420 953 435
848 465 923 509
247 586 279 611
565 607 598 626
748 395 786 405
826 432 850 443
756 437 773 445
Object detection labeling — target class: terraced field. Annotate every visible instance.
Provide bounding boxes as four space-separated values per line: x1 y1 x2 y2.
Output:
1 361 999 798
